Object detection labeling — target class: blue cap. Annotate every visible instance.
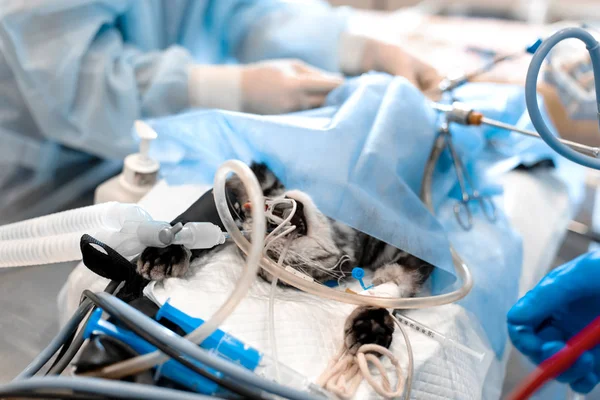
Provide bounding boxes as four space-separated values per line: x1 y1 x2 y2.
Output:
352 267 365 280
352 267 373 290
526 38 543 54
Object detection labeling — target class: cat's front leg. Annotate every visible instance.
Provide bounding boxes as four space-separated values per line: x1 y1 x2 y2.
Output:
372 263 427 297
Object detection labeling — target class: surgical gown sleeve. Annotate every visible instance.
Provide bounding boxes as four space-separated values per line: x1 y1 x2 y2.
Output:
0 1 351 160
208 1 351 73
0 2 193 159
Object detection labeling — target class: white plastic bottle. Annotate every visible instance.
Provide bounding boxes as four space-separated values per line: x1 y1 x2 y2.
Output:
95 121 160 204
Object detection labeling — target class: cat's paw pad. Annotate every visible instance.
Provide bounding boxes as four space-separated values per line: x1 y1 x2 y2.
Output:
344 306 394 354
137 245 191 281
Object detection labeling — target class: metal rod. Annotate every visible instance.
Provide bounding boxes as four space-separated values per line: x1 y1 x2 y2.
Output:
480 117 600 158
430 103 452 113
431 102 600 158
445 132 470 201
438 53 517 93
468 54 514 79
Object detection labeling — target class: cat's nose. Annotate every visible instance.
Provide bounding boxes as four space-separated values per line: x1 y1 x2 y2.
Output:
269 198 307 236
284 197 307 236
246 198 308 236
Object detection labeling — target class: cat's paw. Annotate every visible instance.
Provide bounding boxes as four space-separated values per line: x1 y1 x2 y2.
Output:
373 263 421 297
344 306 394 354
137 245 191 281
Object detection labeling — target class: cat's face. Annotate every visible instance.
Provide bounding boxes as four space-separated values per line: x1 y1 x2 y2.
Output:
224 163 358 283
241 189 354 283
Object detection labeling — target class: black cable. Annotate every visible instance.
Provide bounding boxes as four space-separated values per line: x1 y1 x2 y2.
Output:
47 290 95 370
15 281 121 380
47 328 77 370
46 326 88 375
45 281 122 376
15 300 93 379
82 291 268 400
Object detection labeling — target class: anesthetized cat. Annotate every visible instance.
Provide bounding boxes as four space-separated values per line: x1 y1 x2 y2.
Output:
138 163 434 353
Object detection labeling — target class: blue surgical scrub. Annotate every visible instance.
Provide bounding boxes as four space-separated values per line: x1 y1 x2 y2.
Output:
0 0 348 218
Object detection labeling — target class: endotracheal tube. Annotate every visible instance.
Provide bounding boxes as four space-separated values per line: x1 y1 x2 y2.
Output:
0 202 226 268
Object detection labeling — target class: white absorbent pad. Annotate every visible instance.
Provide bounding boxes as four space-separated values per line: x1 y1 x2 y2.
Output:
58 246 495 399
142 244 493 400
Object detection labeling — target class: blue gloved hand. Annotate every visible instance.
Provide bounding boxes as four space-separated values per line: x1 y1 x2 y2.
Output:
507 251 600 394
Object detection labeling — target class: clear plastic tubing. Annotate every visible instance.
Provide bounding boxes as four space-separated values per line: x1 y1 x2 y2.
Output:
93 160 267 379
0 202 151 241
0 232 85 268
0 202 153 268
214 161 473 309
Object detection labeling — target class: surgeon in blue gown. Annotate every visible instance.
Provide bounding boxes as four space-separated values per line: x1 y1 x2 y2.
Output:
0 0 440 220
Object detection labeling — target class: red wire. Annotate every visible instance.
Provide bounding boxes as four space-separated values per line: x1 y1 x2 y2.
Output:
508 316 600 400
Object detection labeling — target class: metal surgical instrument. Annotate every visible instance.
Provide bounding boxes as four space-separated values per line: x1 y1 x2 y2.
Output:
437 119 497 231
438 39 542 93
431 101 600 158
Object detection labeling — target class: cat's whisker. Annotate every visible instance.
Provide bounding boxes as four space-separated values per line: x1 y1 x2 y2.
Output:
283 249 344 272
268 247 344 279
301 232 341 256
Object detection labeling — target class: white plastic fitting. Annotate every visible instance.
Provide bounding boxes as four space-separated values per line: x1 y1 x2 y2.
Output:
172 223 226 249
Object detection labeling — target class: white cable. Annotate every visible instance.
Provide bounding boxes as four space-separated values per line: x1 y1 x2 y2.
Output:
316 313 414 399
263 199 297 384
391 314 413 400
268 277 281 383
268 235 294 384
264 198 297 245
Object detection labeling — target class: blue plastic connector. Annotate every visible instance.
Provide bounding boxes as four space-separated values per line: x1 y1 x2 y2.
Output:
351 267 373 290
155 301 262 371
83 309 222 395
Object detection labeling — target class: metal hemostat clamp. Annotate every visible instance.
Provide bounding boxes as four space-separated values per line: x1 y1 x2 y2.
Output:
438 120 497 231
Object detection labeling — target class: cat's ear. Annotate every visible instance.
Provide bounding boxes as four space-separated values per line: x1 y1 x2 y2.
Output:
249 162 284 197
